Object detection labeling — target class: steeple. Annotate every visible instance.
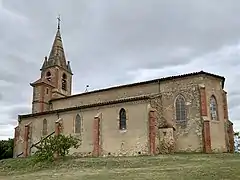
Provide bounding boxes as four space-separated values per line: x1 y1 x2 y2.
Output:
31 16 73 114
41 16 72 74
48 15 66 67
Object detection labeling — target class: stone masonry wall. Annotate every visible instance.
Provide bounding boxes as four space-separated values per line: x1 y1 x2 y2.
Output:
16 73 229 157
51 75 206 153
158 128 175 154
150 78 203 152
203 76 227 152
51 82 160 110
17 100 150 158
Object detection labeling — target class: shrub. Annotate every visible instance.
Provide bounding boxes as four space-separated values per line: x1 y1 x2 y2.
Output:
33 134 80 162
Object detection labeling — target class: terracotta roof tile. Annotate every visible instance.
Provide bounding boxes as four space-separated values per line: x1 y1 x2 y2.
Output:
30 78 55 87
51 70 225 102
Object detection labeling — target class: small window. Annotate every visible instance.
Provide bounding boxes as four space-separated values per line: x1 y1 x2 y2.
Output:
46 88 49 94
62 73 67 90
175 94 187 123
42 119 47 136
75 114 81 133
119 108 127 130
46 71 51 81
210 95 218 120
62 73 67 79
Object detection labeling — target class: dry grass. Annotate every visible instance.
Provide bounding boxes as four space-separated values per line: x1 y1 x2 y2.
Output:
0 153 240 180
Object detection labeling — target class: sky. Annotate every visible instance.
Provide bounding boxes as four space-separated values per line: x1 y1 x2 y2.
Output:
1 0 240 140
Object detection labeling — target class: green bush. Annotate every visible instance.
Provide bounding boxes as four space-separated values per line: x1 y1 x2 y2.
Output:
33 134 80 162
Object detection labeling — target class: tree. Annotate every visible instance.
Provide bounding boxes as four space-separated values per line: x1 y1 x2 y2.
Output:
33 134 80 162
0 138 14 160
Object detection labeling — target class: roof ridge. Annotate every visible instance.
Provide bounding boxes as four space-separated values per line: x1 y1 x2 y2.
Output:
50 71 225 102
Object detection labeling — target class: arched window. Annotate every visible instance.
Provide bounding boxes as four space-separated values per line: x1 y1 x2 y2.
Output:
119 108 127 130
75 114 81 133
210 95 218 120
62 73 67 90
42 119 47 136
46 71 51 81
175 95 186 123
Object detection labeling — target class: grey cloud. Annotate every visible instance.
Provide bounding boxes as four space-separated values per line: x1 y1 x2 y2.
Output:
0 127 14 137
1 0 240 138
229 90 240 97
228 96 240 110
4 0 240 74
8 106 31 120
0 120 16 126
0 72 19 83
0 105 29 126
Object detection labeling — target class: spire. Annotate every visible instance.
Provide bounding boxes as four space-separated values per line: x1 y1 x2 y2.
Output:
40 56 48 70
67 61 73 74
40 16 72 74
47 15 68 70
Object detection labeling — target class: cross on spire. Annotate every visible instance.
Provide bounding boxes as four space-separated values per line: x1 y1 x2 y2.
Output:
57 15 61 30
40 15 72 74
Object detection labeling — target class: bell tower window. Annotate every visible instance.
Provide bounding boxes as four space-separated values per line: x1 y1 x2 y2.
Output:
62 73 67 90
46 71 51 81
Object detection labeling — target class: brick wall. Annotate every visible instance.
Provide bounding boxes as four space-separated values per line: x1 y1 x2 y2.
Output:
92 115 101 156
148 109 157 155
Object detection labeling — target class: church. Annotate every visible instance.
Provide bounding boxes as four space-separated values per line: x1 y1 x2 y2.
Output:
13 20 234 158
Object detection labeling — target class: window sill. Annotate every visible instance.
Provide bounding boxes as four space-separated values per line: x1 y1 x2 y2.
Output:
73 133 81 136
211 120 220 123
119 129 127 133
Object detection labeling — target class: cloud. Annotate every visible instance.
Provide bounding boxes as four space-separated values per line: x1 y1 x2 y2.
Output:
1 0 240 139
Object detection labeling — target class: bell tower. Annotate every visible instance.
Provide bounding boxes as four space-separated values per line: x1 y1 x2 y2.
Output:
30 16 73 113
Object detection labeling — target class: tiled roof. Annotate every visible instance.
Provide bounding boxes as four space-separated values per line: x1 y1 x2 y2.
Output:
40 24 72 74
19 95 151 119
51 70 225 102
30 78 55 87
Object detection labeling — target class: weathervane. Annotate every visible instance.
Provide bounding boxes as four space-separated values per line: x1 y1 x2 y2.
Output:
57 14 61 30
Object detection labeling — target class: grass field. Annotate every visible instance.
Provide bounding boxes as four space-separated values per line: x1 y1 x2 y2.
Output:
0 153 240 180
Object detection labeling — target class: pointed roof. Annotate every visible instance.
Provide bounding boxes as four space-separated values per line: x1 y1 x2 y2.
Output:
67 61 72 74
48 18 67 68
40 16 72 74
40 56 48 70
